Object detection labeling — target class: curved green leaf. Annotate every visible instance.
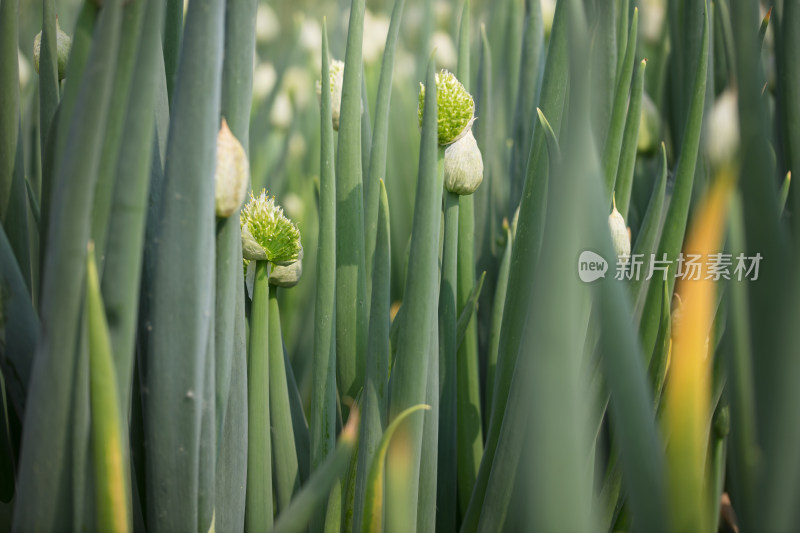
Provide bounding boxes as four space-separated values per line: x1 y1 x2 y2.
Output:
362 405 430 533
273 413 360 533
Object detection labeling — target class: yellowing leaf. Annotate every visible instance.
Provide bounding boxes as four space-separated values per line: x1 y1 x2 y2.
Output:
663 173 734 532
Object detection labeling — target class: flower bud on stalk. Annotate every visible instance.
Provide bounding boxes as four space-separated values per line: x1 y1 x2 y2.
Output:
33 18 71 81
241 190 302 265
215 119 250 217
418 69 475 146
316 58 345 131
637 92 661 155
609 196 631 259
444 130 483 195
707 89 740 169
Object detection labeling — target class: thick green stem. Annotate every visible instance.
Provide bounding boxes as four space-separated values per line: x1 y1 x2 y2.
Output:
335 0 368 409
385 61 443 525
269 284 300 511
101 0 163 414
639 5 709 361
0 0 30 293
246 260 273 532
436 189 459 532
364 0 407 296
353 180 391 533
462 5 570 528
90 0 146 272
163 0 183 104
602 7 638 199
12 0 123 527
37 0 59 168
455 2 484 513
311 22 338 532
417 306 440 532
615 58 647 219
485 224 512 430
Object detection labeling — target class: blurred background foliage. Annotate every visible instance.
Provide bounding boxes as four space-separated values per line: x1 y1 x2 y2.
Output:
2 0 799 530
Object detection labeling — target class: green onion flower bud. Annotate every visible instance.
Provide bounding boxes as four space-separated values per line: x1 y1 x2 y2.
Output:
707 88 740 169
608 196 630 259
241 190 302 265
18 49 32 92
542 0 556 37
33 19 71 81
316 58 345 131
640 0 666 44
637 92 661 155
269 247 303 288
713 405 730 439
444 130 483 195
215 119 250 218
418 69 475 145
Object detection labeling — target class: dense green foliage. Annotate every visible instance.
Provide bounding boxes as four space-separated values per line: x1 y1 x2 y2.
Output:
1 0 799 531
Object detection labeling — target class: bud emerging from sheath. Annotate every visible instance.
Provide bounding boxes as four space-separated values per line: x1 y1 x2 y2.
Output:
33 19 71 81
316 58 345 131
215 119 250 218
707 88 740 169
609 196 631 259
269 247 303 288
418 69 475 145
241 190 302 264
444 130 483 195
637 92 661 155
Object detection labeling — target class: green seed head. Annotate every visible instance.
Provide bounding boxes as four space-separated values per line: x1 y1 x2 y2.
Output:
241 190 302 264
215 119 250 218
33 18 71 81
444 130 483 195
418 69 475 145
